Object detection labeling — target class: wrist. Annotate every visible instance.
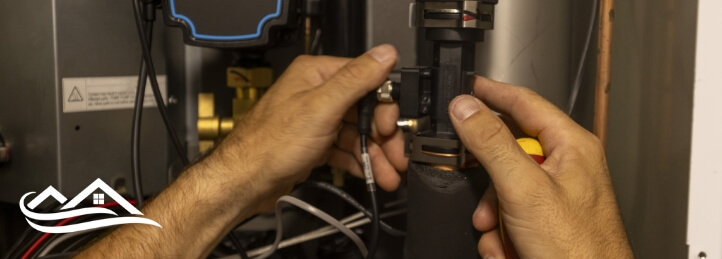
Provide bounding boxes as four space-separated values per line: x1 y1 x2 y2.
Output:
187 148 266 220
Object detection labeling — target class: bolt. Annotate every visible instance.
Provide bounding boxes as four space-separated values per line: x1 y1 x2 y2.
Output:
168 96 179 105
421 106 429 114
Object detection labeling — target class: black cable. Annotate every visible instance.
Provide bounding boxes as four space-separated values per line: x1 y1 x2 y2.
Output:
367 186 380 258
132 0 190 166
131 3 155 209
28 206 133 258
34 252 78 259
360 135 380 259
2 203 66 259
60 232 97 253
2 227 38 259
357 91 380 259
227 231 250 259
296 181 405 237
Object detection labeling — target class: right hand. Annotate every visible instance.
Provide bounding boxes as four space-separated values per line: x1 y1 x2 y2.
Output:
448 77 633 258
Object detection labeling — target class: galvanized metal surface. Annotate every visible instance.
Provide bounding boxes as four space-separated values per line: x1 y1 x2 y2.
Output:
0 0 170 203
475 0 572 108
607 0 697 258
475 0 696 257
369 0 417 69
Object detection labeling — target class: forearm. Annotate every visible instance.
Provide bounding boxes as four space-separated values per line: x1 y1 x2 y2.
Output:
76 155 261 258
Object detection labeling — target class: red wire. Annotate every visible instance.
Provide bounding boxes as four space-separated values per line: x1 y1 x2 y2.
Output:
21 200 137 259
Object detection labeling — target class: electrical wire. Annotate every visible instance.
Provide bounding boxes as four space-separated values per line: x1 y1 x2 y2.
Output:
34 252 78 259
130 2 244 256
227 231 250 259
238 212 363 258
221 208 406 259
132 0 190 166
357 90 380 258
131 2 155 209
60 231 97 253
566 0 600 115
360 135 380 259
255 196 368 259
37 229 97 257
3 224 39 259
310 29 323 55
296 181 405 237
2 202 74 259
19 200 137 259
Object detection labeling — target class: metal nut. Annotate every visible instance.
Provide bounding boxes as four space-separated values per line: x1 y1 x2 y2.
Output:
377 80 395 103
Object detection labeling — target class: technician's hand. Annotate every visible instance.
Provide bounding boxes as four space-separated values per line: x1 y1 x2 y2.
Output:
448 77 633 258
205 44 407 215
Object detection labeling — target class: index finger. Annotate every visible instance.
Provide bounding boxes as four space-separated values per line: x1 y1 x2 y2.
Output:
473 76 594 155
277 55 353 87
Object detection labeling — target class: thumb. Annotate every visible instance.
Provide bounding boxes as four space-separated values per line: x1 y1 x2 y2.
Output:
310 44 397 120
449 95 548 194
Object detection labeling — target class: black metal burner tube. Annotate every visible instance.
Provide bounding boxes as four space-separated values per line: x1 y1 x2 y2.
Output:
405 28 490 259
405 163 490 259
430 38 477 139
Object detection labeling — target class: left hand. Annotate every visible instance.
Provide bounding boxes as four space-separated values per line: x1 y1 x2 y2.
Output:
203 44 408 214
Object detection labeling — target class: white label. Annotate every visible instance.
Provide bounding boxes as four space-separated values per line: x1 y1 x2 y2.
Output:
362 153 375 185
62 75 168 113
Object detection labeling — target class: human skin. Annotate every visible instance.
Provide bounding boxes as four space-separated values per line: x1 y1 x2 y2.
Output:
448 77 633 258
76 44 631 258
76 44 406 258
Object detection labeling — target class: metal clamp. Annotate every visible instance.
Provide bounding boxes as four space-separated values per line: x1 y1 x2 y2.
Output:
410 135 469 167
410 1 496 30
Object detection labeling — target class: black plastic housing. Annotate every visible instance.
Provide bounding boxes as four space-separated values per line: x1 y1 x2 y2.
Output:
162 0 301 48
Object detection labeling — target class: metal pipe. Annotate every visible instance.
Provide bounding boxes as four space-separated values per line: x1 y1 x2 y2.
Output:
594 0 615 149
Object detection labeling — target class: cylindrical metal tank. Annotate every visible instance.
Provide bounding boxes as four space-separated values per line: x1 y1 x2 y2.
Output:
476 0 573 108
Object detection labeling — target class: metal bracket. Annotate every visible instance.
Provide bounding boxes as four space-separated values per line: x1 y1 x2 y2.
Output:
410 1 496 30
410 135 469 167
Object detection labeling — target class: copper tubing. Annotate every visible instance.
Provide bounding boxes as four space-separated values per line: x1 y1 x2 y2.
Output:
594 0 615 150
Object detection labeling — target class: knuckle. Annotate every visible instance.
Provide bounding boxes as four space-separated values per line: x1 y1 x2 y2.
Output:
292 54 314 65
337 61 370 84
566 132 605 160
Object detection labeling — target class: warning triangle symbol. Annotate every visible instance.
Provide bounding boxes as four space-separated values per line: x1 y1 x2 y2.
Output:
68 87 83 102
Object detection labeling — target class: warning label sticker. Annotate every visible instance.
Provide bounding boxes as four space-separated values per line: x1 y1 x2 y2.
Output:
62 75 168 113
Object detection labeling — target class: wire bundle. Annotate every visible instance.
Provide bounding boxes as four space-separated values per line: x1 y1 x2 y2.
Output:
231 181 406 259
130 0 190 209
1 200 137 259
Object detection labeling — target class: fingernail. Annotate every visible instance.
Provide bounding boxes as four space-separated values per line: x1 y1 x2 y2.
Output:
483 256 495 259
451 95 482 121
367 44 396 64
